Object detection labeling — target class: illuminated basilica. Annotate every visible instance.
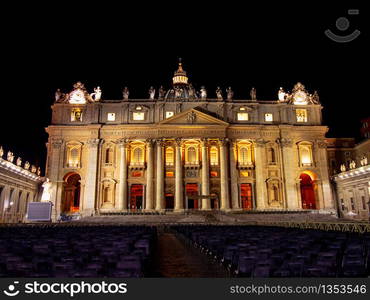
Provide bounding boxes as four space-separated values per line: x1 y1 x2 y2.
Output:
45 61 335 219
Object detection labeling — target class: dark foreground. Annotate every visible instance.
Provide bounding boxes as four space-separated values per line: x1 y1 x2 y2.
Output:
0 224 369 277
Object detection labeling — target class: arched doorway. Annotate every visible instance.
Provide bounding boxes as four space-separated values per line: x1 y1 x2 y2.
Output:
62 173 81 213
299 173 317 209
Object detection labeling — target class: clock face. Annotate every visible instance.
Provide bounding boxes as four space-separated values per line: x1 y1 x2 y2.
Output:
293 91 307 105
69 90 86 104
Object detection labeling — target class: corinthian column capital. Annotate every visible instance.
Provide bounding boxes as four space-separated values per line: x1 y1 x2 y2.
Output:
87 138 100 148
117 138 129 148
218 138 229 147
51 139 63 149
276 138 293 148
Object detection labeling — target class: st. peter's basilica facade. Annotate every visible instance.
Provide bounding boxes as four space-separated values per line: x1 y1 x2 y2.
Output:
45 62 334 219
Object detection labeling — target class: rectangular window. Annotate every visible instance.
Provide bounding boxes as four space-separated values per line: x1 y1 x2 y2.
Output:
265 113 273 122
166 111 174 119
296 109 307 122
107 113 116 121
340 199 345 210
240 171 249 177
133 112 145 121
237 113 249 121
71 109 83 122
166 171 174 177
362 196 366 210
210 171 218 177
350 197 355 210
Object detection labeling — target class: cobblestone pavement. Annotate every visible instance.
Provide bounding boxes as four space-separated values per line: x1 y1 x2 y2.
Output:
150 232 229 278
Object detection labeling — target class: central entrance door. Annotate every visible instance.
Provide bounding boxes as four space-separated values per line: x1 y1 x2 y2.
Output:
186 183 199 209
240 183 253 210
130 184 143 210
165 193 174 209
300 173 316 209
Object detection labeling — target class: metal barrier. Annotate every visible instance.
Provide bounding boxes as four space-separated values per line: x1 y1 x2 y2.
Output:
249 221 370 234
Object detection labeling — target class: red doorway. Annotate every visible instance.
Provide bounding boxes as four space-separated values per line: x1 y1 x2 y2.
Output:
130 184 144 210
63 173 81 213
240 183 253 210
165 193 174 209
186 183 199 209
300 173 316 209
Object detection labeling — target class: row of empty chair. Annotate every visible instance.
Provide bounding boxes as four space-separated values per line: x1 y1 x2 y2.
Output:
0 225 156 277
173 225 370 277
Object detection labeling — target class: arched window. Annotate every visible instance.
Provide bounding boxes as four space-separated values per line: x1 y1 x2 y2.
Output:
133 147 144 164
210 146 218 165
105 148 114 164
66 144 81 168
298 142 313 166
187 147 197 164
166 147 174 165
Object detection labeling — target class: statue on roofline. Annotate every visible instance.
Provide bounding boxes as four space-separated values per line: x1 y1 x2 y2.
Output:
122 87 129 100
24 161 30 170
189 84 196 99
278 87 286 101
250 87 257 101
200 86 207 99
312 90 320 104
16 157 22 167
227 87 234 100
148 86 155 100
0 146 3 158
90 86 102 101
158 86 165 99
216 87 223 100
7 151 14 163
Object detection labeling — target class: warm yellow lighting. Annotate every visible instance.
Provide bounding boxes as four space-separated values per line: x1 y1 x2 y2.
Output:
71 108 83 122
240 171 249 177
237 113 249 121
293 91 308 105
299 144 313 166
133 112 145 120
210 147 218 165
296 109 307 122
165 147 174 165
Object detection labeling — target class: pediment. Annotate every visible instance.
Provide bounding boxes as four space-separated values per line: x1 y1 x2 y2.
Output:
158 108 229 126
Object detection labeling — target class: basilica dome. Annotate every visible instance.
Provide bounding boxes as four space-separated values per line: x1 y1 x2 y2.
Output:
164 60 198 101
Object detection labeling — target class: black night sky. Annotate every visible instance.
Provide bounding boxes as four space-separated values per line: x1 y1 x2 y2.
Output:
0 2 368 173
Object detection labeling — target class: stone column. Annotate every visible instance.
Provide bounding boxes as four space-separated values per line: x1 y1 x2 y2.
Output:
316 140 334 211
145 139 154 211
219 139 230 210
83 138 100 216
117 139 128 211
155 139 165 211
48 139 64 221
229 140 240 210
174 139 184 211
201 139 210 210
254 139 267 210
277 138 299 209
